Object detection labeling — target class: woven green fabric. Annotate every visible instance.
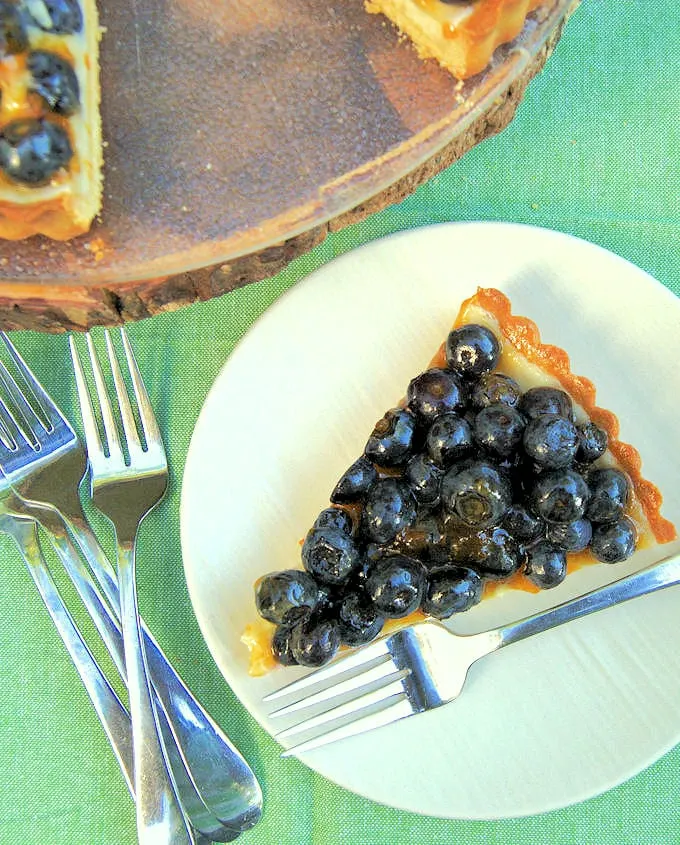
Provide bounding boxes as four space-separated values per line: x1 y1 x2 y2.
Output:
2 2 679 843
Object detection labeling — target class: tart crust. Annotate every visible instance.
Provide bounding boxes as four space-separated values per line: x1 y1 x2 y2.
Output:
366 0 546 79
0 0 102 240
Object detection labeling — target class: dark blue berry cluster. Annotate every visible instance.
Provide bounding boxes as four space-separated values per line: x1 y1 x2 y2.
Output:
0 1 82 186
255 324 636 667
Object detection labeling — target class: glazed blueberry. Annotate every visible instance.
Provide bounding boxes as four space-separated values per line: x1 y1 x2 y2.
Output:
271 607 311 666
337 592 384 646
445 324 500 380
364 407 416 467
546 518 593 552
523 414 579 469
590 517 637 563
518 387 574 421
313 507 354 535
405 452 444 506
407 367 466 423
255 569 323 624
470 372 522 410
331 455 378 503
586 468 630 523
474 403 526 458
301 527 361 585
502 504 545 543
27 51 80 116
361 477 418 544
576 421 608 463
426 413 474 467
524 541 567 589
441 459 512 528
475 527 524 579
394 513 448 564
290 615 341 667
0 1 28 55
27 0 83 34
529 468 589 523
421 566 483 619
0 118 72 185
365 554 427 618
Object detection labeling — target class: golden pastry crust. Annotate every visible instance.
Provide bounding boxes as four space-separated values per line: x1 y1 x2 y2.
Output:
0 0 102 240
366 0 546 79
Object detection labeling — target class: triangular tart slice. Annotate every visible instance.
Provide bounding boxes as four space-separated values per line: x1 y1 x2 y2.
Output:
244 288 676 675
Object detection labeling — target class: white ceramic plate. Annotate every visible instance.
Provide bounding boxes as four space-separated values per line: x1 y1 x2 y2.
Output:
181 223 680 819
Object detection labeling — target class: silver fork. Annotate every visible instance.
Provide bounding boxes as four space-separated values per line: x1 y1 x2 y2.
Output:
0 511 229 845
70 328 194 844
265 548 680 755
0 331 261 836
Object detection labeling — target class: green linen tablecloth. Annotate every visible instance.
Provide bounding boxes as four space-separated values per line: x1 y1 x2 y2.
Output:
1 2 679 843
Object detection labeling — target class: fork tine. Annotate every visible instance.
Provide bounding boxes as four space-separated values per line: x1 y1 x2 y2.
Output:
86 332 122 459
262 636 391 703
120 328 162 448
69 336 104 459
105 330 142 458
268 660 408 719
279 689 413 757
0 360 43 447
0 331 69 432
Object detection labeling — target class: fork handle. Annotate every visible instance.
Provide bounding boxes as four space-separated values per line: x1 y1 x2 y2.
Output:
117 539 198 845
69 513 261 832
496 550 680 650
4 517 135 797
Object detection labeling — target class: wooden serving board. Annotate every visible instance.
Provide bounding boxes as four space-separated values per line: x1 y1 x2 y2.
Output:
0 7 574 333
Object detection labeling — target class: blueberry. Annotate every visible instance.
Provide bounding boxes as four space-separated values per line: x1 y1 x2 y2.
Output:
361 477 417 544
404 452 444 506
394 513 448 564
331 455 378 503
426 413 474 467
0 118 72 185
530 468 589 523
590 517 637 563
518 387 574 421
271 607 312 666
441 460 512 528
586 468 630 523
290 615 341 667
26 0 83 34
364 407 416 467
546 518 593 552
254 569 323 624
523 414 579 468
576 421 608 463
502 504 545 543
27 51 80 116
524 541 567 589
407 367 466 422
446 324 500 380
421 566 483 619
301 527 361 585
474 403 526 458
475 527 524 579
471 372 522 410
313 507 354 535
0 1 28 55
365 554 426 618
337 592 384 646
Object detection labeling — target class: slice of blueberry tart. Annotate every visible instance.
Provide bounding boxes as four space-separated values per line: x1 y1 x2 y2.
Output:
0 0 101 240
365 0 546 79
243 288 676 674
